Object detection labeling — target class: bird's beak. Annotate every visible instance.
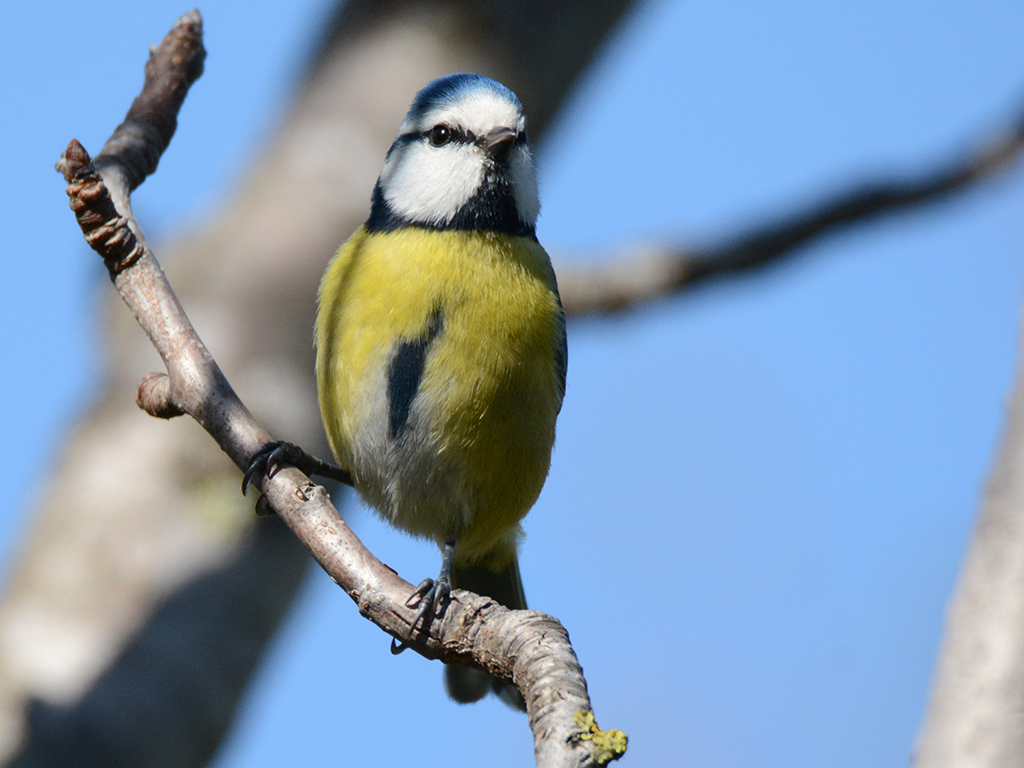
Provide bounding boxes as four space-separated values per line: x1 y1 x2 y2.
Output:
481 127 517 162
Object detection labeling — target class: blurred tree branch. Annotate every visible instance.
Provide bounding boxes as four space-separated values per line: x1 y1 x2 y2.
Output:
912 311 1024 766
559 106 1024 315
1 1 1023 766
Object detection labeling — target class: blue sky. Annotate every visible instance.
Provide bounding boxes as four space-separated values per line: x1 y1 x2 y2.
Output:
4 1 1024 766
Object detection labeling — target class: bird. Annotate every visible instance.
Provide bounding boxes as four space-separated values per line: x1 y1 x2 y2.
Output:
246 73 566 710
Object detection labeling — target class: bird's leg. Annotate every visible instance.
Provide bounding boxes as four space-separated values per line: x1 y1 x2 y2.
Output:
242 440 352 496
408 538 457 632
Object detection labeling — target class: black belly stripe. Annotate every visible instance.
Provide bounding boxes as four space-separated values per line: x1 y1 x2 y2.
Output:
387 308 444 439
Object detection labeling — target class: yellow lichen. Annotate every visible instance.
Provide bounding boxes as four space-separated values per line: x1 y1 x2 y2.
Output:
568 709 628 764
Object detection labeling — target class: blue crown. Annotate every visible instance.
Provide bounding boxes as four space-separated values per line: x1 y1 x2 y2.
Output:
407 73 521 121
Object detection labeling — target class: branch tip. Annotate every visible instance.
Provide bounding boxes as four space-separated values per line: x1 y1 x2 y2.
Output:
59 144 145 275
56 139 94 183
148 8 205 86
94 9 206 190
176 9 203 32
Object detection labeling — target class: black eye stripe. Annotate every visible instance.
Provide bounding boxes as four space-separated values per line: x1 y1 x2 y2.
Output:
396 126 529 148
423 124 480 147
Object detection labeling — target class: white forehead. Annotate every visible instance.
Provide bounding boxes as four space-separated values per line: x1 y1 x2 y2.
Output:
401 89 525 135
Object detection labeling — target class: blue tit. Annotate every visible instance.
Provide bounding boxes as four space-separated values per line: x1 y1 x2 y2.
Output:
315 73 567 709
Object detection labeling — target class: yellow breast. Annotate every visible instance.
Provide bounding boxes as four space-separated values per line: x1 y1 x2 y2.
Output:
315 226 565 564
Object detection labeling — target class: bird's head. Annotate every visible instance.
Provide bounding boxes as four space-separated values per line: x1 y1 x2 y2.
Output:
367 73 540 236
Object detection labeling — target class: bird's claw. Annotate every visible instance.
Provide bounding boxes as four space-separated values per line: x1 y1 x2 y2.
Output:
407 576 452 632
243 441 352 497
241 441 296 495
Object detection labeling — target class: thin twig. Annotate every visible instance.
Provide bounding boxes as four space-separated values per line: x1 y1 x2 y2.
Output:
558 104 1024 316
57 11 621 768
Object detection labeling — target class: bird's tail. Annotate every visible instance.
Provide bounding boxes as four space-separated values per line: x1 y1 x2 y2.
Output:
446 556 527 711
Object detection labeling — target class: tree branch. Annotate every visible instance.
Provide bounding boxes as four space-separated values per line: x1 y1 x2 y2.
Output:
558 103 1024 316
913 287 1024 766
94 8 206 193
56 11 623 768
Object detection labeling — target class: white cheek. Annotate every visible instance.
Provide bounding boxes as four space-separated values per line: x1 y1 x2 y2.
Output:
384 144 482 226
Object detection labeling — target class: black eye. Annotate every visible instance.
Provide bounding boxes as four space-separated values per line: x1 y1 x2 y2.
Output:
428 124 452 147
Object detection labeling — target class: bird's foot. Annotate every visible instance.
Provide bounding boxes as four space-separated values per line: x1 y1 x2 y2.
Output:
241 440 352 497
407 575 452 633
